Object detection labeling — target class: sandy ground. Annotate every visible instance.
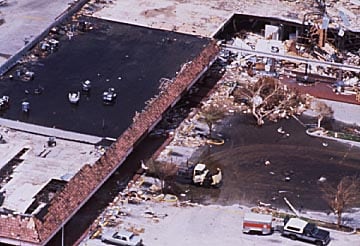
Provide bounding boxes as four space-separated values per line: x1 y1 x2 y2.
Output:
81 200 360 246
93 0 360 37
93 0 297 37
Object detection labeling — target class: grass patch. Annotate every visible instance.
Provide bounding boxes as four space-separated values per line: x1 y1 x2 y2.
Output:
326 131 360 142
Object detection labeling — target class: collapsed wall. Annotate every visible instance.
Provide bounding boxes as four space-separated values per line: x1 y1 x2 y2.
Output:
0 41 220 245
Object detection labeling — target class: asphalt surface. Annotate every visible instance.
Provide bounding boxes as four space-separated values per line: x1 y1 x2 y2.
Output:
185 114 360 212
0 17 209 138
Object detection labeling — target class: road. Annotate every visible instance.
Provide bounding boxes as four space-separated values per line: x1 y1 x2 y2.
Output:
184 114 360 212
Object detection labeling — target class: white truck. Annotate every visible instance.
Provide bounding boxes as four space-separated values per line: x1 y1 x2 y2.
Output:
177 163 222 188
242 213 273 235
282 217 331 246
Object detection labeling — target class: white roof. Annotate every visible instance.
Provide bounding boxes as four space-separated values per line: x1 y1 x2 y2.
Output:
194 163 206 171
244 213 272 223
285 218 308 230
116 229 133 237
0 126 100 213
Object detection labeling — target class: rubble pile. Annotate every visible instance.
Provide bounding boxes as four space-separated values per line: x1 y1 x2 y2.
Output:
87 174 180 240
224 20 360 100
156 63 242 163
345 50 360 66
80 0 115 16
279 0 360 30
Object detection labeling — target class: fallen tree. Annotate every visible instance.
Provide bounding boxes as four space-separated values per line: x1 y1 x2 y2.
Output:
233 76 307 125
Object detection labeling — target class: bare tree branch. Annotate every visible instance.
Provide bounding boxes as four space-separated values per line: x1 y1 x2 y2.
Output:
312 101 334 128
200 103 226 137
320 176 360 226
147 158 179 194
233 76 306 125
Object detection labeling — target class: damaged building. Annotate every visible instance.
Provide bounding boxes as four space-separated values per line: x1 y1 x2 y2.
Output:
0 0 360 245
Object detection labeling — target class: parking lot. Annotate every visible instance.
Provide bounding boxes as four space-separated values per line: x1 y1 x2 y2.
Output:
184 114 360 212
0 17 208 138
81 200 360 246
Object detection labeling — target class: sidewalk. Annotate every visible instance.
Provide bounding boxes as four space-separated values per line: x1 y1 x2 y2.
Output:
305 99 360 127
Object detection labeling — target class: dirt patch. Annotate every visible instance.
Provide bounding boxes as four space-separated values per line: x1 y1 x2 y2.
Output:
141 5 176 18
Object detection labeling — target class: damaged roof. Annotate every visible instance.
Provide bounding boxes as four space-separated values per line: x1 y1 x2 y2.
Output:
0 42 219 245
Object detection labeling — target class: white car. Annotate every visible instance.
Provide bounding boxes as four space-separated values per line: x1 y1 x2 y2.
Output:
101 230 143 246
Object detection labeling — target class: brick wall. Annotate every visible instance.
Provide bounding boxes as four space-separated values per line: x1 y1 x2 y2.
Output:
0 214 40 243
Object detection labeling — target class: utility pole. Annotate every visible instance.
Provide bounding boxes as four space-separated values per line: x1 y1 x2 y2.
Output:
317 0 326 14
61 226 64 246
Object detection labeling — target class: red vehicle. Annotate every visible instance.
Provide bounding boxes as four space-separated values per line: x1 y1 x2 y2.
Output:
242 212 273 235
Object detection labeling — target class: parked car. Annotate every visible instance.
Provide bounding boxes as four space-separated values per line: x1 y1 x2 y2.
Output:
101 230 143 246
282 217 330 246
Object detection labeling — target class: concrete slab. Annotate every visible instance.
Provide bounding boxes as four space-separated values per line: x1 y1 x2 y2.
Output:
0 0 74 67
93 0 230 37
81 201 360 246
0 118 103 144
92 0 360 37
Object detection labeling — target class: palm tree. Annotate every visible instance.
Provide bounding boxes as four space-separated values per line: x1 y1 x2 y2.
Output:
201 104 226 137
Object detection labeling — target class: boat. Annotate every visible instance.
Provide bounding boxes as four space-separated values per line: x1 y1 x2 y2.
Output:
0 96 9 111
68 91 80 104
102 88 117 104
82 80 91 92
21 101 30 113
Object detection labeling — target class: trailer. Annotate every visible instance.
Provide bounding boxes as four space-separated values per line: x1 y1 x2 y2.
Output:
242 213 273 235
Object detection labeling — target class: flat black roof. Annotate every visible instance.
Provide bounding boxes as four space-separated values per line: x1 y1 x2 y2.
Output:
0 17 209 138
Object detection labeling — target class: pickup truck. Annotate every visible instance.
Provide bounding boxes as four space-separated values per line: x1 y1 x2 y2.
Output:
176 163 222 188
282 217 330 246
